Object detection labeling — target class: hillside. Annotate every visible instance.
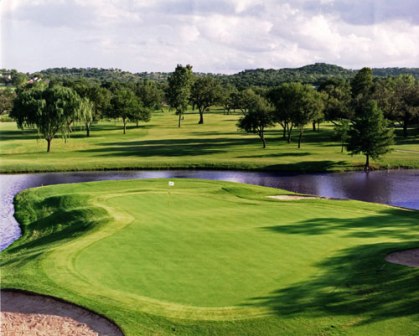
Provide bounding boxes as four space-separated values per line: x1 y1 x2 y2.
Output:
7 63 419 88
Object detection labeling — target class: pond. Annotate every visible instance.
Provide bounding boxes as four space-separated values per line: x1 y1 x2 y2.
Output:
1 169 418 250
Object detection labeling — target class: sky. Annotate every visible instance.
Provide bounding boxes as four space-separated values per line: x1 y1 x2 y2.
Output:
1 0 419 74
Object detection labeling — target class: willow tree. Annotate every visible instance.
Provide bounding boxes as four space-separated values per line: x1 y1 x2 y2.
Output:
11 84 81 152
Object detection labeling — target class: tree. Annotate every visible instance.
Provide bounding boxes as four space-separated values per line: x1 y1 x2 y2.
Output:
0 88 16 115
77 97 94 137
351 67 373 99
237 94 275 148
10 70 28 87
64 79 111 136
291 87 324 149
109 88 143 134
268 82 323 147
135 80 163 110
374 75 419 137
167 64 193 128
334 119 350 153
347 100 394 170
351 67 373 115
318 78 352 124
190 76 222 124
10 84 81 152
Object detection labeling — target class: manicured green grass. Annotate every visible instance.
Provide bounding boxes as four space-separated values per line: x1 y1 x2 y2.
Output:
2 179 418 335
1 111 418 173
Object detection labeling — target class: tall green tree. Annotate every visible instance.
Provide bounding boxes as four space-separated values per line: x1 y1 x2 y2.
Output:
292 88 324 149
347 100 394 170
351 67 374 115
318 78 352 124
374 75 419 137
135 80 164 110
190 76 222 124
167 64 193 128
237 94 275 148
268 82 323 147
109 88 143 134
11 84 81 152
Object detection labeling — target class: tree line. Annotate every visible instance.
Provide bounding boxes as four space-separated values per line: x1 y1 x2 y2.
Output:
3 65 419 170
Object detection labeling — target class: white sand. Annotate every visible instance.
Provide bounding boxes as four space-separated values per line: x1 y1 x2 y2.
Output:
0 290 123 336
385 249 419 267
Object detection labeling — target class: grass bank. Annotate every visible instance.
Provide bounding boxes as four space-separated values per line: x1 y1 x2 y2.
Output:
1 179 418 335
1 112 418 173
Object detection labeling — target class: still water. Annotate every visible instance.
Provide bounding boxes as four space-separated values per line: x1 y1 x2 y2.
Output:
1 169 418 250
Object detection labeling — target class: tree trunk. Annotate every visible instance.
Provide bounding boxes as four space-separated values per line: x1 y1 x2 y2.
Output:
178 111 182 128
282 124 287 139
46 138 51 153
312 121 316 131
123 118 127 134
287 125 293 143
86 123 90 137
403 116 408 137
198 109 204 124
259 131 266 149
365 154 370 171
341 140 344 153
298 129 303 149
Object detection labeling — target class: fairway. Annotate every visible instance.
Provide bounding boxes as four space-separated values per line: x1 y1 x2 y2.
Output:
1 179 419 335
1 112 419 173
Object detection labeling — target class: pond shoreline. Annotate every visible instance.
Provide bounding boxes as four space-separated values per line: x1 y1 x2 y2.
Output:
1 168 418 251
0 161 417 175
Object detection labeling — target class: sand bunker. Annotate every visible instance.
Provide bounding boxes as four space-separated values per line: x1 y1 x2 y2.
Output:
0 290 123 336
267 195 318 201
385 249 419 267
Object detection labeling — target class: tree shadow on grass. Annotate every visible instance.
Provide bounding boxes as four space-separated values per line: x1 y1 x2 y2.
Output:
0 129 39 141
263 208 419 240
246 208 419 325
238 152 310 159
243 241 419 325
78 137 255 157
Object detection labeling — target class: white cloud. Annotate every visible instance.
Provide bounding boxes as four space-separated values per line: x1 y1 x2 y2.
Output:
1 0 419 73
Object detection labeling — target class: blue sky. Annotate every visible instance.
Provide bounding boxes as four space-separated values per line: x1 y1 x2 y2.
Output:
1 0 419 73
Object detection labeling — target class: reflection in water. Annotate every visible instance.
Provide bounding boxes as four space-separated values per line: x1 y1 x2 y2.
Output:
1 169 418 250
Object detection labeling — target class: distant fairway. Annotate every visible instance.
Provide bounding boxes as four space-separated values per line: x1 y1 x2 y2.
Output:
1 179 419 335
1 112 419 173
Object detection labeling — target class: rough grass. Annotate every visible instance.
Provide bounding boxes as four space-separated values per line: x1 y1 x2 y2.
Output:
1 111 418 173
1 179 418 335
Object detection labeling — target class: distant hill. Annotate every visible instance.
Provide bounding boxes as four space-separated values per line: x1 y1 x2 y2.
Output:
37 63 419 87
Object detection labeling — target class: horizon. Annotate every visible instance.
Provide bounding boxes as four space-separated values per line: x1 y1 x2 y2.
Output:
5 62 419 76
1 1 419 74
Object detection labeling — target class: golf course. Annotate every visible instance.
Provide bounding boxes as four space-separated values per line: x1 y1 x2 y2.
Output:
1 178 418 335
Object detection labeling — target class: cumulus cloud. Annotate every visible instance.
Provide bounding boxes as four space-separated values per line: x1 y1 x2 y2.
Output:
1 0 418 73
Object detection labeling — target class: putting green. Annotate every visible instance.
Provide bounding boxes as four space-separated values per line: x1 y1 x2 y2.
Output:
2 179 419 335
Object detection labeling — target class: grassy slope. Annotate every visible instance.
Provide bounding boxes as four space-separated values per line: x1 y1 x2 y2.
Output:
1 179 418 335
0 111 418 173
